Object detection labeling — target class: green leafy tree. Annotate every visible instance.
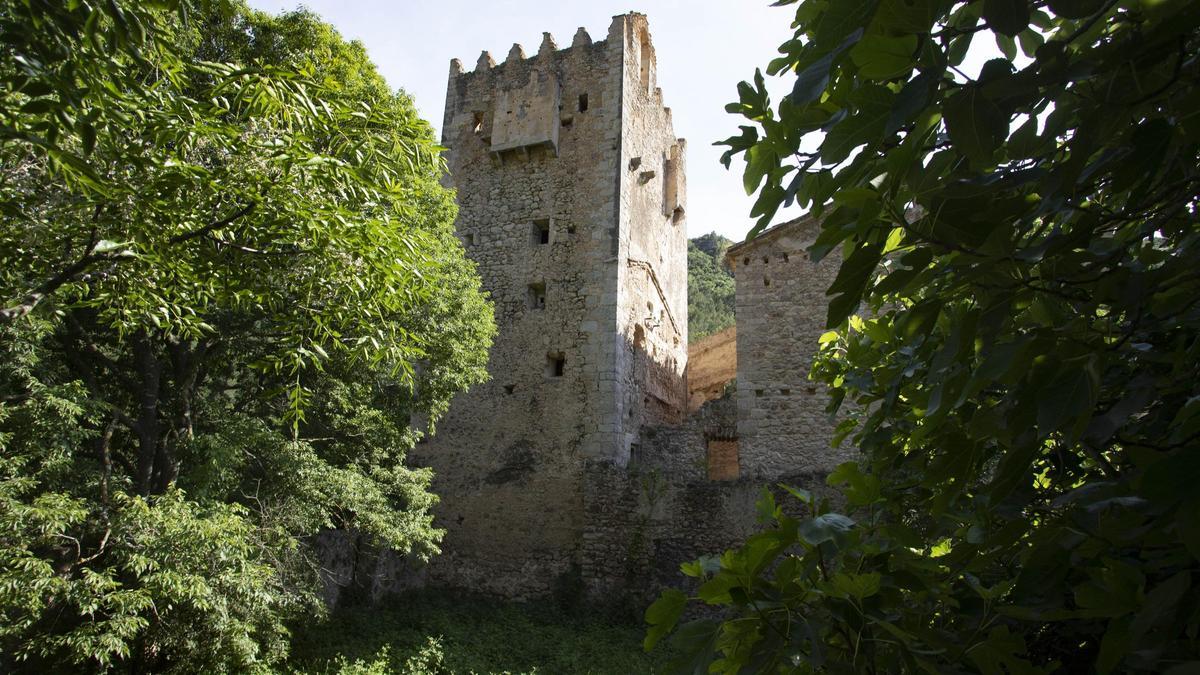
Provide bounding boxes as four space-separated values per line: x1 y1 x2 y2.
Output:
0 1 493 670
650 0 1200 671
688 233 736 341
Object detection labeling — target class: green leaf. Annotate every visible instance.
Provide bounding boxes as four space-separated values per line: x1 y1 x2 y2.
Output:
887 70 938 135
849 34 918 80
1047 0 1106 19
664 620 720 674
799 513 856 545
825 242 884 328
943 86 1008 167
790 29 864 106
831 571 882 599
875 0 946 34
983 0 1030 37
644 589 688 651
779 483 813 504
1036 357 1099 440
79 122 97 156
828 462 881 505
1096 616 1131 674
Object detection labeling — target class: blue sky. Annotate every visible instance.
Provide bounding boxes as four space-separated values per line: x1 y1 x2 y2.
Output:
245 0 803 242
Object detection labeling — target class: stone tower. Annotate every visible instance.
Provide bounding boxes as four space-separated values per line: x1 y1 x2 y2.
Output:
409 13 688 597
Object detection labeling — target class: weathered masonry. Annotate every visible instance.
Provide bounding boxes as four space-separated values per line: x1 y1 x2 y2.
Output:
726 216 853 477
408 13 689 598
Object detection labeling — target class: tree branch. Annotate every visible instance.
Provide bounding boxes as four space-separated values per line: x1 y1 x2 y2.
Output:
166 202 257 245
0 202 257 322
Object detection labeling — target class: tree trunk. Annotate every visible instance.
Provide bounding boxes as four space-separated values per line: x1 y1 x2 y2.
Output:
131 330 162 496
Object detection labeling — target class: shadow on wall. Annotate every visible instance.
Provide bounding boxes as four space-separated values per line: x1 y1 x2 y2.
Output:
685 326 736 413
313 325 831 607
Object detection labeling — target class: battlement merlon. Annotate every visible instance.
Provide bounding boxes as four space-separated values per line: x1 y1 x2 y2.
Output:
444 13 663 78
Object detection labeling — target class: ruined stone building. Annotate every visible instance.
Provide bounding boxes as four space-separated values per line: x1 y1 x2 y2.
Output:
322 14 846 604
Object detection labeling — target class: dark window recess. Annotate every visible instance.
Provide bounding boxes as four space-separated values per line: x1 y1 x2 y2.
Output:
782 252 790 262
629 442 646 467
755 389 764 397
566 225 576 235
463 233 475 246
578 93 589 112
743 257 750 266
546 353 566 377
781 388 791 396
764 277 771 287
503 384 516 395
527 282 546 310
531 219 550 245
472 112 484 134
763 256 770 264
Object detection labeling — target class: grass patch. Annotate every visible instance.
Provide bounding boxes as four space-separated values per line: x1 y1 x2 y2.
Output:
286 590 673 674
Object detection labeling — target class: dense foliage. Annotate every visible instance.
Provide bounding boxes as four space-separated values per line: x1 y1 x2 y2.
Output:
650 0 1200 672
0 1 493 671
289 591 675 675
687 233 736 341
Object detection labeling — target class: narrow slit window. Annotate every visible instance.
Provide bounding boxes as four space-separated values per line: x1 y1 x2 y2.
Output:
578 93 589 112
531 219 550 245
472 112 484 134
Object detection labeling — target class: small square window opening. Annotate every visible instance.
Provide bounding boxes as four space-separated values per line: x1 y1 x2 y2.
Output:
531 219 550 245
527 282 546 310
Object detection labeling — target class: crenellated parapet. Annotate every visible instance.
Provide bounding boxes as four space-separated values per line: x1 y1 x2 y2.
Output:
442 13 676 161
449 24 606 79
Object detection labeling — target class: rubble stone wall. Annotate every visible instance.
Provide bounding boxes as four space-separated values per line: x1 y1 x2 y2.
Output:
405 13 688 600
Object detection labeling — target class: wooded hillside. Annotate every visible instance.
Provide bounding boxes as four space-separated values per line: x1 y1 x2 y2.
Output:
687 232 735 341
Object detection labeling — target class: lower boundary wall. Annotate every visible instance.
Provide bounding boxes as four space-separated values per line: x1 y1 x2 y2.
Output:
314 392 839 606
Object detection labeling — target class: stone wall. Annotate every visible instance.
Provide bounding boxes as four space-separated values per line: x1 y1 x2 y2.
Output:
578 392 837 602
580 394 758 598
614 13 690 448
727 217 853 477
686 326 737 412
406 13 689 600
